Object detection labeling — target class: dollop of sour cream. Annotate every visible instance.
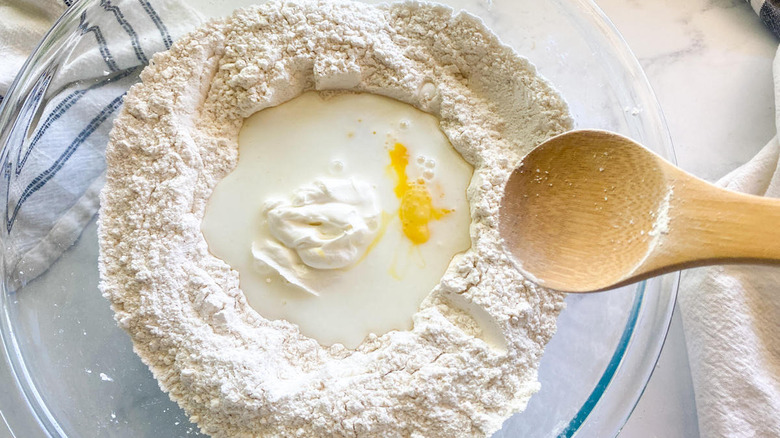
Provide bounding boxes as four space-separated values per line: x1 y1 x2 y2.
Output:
253 178 381 290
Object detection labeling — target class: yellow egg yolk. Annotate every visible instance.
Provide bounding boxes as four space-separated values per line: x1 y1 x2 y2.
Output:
389 143 450 244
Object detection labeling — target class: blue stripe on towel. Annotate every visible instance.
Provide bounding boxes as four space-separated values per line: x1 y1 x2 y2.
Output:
79 11 120 72
100 0 149 64
138 0 173 49
6 72 54 177
0 75 47 182
5 95 126 232
15 68 137 173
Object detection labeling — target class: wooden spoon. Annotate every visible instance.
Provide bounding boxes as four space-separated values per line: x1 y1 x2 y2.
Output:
499 129 780 293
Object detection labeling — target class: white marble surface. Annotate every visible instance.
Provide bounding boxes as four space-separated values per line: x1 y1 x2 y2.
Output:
595 0 777 437
0 1 775 438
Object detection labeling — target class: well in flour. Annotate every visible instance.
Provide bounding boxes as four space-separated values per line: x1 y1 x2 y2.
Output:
200 91 474 348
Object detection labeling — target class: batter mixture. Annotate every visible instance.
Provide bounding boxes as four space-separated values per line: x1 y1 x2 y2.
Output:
98 1 572 436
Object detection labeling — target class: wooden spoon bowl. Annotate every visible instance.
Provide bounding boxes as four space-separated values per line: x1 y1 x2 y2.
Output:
499 130 780 292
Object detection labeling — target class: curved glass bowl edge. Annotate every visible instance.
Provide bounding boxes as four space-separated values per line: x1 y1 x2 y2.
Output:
0 2 94 437
561 280 647 437
556 1 679 437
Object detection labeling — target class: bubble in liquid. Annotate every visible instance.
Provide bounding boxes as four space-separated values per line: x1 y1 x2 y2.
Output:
329 160 345 174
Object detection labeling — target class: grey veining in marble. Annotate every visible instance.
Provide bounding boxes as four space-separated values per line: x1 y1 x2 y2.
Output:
599 0 776 182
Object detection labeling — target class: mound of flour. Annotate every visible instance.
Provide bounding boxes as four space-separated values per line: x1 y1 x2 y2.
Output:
98 1 572 436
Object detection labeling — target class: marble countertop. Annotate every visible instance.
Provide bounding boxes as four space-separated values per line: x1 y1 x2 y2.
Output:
595 0 777 436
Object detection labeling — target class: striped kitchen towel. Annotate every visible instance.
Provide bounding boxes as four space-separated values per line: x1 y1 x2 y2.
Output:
748 0 780 37
0 0 201 290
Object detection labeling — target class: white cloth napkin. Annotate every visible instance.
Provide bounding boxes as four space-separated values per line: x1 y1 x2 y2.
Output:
0 0 201 290
678 46 780 438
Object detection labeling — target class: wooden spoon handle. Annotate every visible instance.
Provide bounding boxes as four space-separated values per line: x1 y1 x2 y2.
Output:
643 176 780 273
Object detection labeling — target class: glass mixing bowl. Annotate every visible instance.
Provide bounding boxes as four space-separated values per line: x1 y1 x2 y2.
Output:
0 0 677 436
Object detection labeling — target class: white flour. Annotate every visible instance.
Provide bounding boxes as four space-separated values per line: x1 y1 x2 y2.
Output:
98 1 572 437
